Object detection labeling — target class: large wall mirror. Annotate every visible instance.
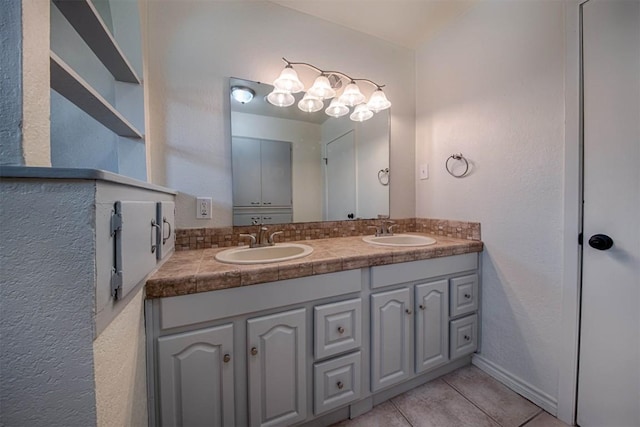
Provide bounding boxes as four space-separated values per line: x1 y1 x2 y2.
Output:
230 77 390 226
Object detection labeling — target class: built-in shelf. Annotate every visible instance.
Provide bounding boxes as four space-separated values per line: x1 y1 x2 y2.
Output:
50 51 143 139
52 0 140 84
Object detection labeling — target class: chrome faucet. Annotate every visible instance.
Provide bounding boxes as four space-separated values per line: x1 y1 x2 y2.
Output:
240 225 283 248
368 220 396 237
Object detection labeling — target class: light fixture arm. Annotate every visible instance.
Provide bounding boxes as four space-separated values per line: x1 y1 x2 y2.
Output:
282 57 385 89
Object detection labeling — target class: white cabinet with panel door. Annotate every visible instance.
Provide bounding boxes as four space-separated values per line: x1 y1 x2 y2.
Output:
157 324 235 427
247 308 307 427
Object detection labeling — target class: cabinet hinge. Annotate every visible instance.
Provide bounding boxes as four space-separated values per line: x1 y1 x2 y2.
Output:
111 212 123 236
111 268 123 300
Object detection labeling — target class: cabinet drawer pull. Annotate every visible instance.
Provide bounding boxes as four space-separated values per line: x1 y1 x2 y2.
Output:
405 309 412 315
250 347 258 356
464 293 471 299
337 326 345 334
251 202 260 205
419 304 425 310
464 335 471 341
223 354 231 363
263 202 272 205
162 217 172 244
337 381 344 390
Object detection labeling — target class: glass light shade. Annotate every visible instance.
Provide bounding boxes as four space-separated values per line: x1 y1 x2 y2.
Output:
325 98 349 118
266 89 295 107
298 93 324 113
367 89 391 112
350 103 374 122
230 86 255 104
273 67 304 93
338 82 366 107
307 75 336 99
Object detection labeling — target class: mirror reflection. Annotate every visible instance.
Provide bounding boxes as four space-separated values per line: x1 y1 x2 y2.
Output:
230 78 389 226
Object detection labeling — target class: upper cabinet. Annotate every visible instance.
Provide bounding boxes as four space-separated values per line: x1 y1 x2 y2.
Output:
232 137 293 208
49 0 147 181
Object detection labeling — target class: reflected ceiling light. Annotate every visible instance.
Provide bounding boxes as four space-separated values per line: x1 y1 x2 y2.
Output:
266 89 295 107
270 58 390 122
350 103 374 122
230 86 255 104
298 93 324 113
325 98 349 118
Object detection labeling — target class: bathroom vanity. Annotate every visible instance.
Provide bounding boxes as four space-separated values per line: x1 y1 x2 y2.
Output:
145 233 482 427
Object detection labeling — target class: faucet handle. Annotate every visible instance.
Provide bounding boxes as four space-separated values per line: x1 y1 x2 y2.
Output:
381 220 396 235
268 231 283 245
387 224 397 235
367 225 381 237
239 233 257 248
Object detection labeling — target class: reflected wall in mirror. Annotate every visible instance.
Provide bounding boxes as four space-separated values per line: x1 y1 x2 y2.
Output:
230 78 390 226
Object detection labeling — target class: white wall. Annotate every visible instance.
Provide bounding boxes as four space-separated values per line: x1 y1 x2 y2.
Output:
231 111 323 222
415 1 565 411
93 287 148 427
145 1 415 228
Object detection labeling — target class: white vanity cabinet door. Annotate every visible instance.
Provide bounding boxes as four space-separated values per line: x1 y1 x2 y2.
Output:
247 308 307 427
260 139 292 207
371 288 412 391
415 280 449 373
232 137 262 207
157 324 235 427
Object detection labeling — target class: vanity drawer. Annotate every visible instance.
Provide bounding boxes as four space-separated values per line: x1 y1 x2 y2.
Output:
450 274 478 318
314 298 362 359
450 314 478 359
314 351 362 415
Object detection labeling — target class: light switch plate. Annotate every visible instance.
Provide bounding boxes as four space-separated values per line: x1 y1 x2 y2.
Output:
419 163 429 180
196 197 212 219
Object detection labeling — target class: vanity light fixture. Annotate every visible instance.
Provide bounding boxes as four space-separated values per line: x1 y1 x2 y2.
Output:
266 58 391 122
230 86 255 104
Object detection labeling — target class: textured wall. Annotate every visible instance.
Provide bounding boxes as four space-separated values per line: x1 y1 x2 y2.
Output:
0 180 97 426
94 287 148 427
415 1 564 405
0 0 23 165
145 1 415 228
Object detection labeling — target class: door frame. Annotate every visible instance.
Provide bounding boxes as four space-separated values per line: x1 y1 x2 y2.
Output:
558 1 589 424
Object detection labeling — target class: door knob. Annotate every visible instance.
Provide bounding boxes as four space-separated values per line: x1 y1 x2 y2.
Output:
588 234 614 251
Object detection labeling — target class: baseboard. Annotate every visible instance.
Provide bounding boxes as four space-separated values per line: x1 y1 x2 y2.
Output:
472 355 558 416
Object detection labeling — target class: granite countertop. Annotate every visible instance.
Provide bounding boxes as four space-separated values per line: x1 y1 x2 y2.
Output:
146 233 483 299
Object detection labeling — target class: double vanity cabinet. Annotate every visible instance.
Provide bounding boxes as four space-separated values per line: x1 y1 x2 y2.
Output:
146 251 480 427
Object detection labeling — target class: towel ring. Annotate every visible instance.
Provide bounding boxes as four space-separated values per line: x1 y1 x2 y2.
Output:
446 153 469 178
378 168 390 186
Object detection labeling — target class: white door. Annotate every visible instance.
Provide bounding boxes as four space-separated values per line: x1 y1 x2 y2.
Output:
578 1 640 426
326 130 356 220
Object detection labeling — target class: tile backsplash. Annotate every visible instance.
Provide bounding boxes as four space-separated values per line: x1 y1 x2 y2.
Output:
175 218 480 251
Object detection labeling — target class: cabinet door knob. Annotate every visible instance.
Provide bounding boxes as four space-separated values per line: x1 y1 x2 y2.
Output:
337 326 345 334
405 308 412 315
223 354 231 363
337 381 344 390
419 304 425 310
250 347 258 356
464 335 471 341
464 293 471 299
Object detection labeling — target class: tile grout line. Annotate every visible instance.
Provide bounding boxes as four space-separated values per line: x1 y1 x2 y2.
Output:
517 410 544 427
389 397 416 427
440 376 511 427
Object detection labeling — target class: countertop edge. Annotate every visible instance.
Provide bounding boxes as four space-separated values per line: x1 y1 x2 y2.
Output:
146 235 483 299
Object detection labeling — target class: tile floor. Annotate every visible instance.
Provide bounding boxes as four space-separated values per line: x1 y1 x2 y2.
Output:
332 365 570 427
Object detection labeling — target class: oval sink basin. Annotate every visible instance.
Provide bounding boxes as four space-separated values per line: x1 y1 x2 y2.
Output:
362 234 437 247
215 243 313 264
